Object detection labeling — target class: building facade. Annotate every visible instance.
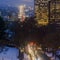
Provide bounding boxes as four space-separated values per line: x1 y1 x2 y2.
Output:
49 0 60 31
18 5 26 22
34 0 60 26
35 0 49 26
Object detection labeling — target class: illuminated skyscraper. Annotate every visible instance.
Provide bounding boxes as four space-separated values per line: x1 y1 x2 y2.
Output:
35 0 49 26
49 0 60 23
18 5 26 22
35 0 60 26
49 0 60 30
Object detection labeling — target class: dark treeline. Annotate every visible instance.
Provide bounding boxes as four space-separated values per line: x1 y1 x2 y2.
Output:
0 16 60 48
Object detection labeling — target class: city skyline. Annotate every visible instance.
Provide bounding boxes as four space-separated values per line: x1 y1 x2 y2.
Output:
0 0 34 8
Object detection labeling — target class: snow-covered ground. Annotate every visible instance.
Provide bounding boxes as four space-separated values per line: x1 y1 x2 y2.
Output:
0 46 19 60
0 46 60 60
45 51 60 60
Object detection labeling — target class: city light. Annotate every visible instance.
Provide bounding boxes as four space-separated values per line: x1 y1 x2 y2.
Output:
18 5 26 22
0 0 60 60
35 0 48 26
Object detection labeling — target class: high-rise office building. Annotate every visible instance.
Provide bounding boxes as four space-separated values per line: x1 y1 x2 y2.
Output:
49 0 60 23
18 5 26 22
49 0 60 30
35 0 60 30
35 0 49 26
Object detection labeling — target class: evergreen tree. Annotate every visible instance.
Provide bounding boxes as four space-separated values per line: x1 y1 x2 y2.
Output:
0 16 5 39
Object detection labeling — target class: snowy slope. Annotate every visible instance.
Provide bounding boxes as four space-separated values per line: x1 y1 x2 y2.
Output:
0 46 19 60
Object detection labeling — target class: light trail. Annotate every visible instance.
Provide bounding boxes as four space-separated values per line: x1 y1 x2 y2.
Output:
27 44 42 60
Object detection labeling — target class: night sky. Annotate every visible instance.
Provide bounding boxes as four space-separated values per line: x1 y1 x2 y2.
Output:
0 0 34 7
